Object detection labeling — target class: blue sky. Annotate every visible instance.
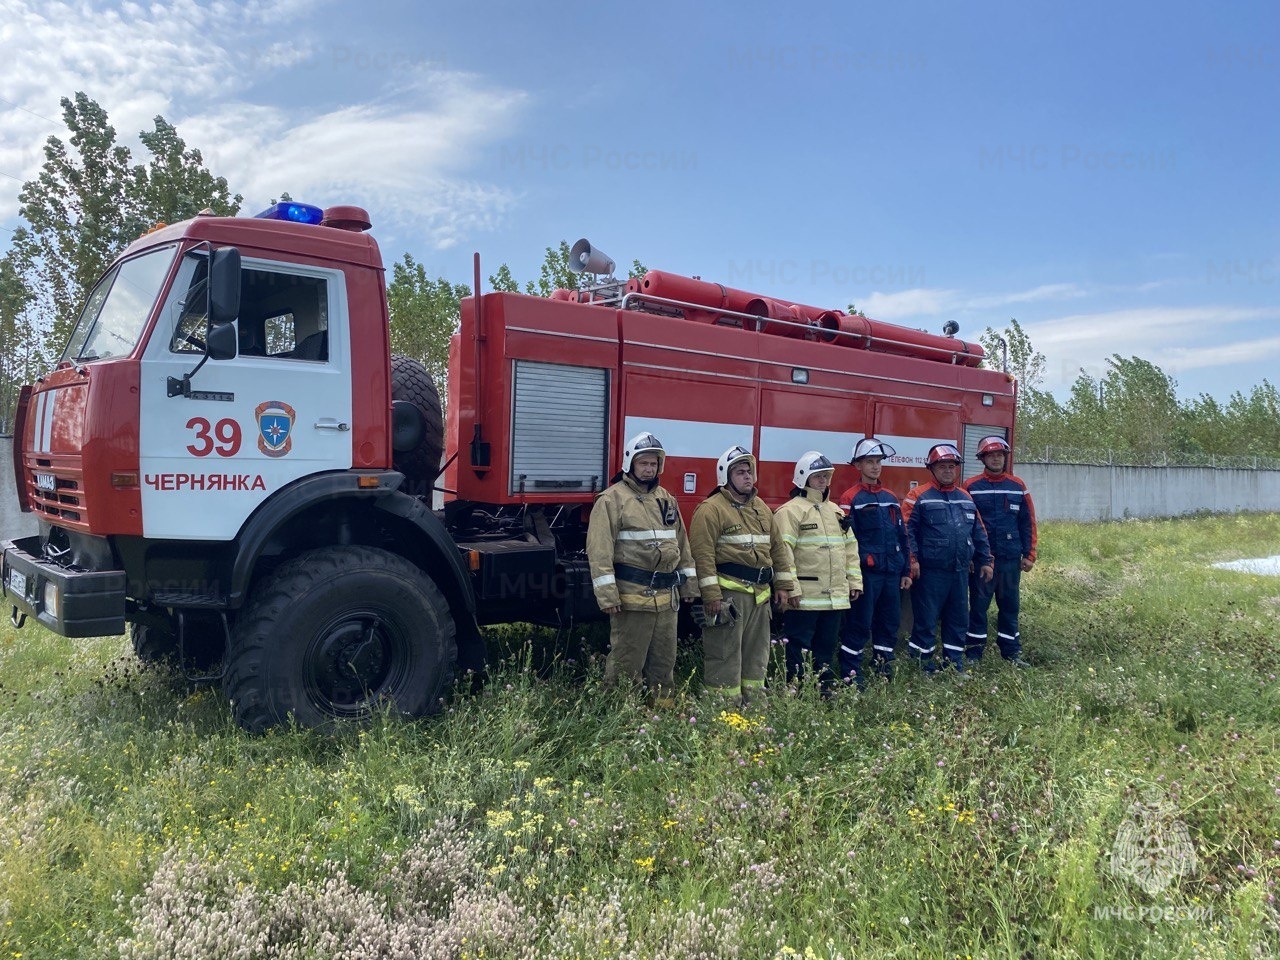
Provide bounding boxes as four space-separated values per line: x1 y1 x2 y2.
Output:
1 0 1276 401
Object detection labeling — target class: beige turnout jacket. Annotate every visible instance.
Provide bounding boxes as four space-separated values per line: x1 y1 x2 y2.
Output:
773 487 863 610
689 487 796 606
586 474 698 611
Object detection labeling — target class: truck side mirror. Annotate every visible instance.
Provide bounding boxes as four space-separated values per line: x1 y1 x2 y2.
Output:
206 321 238 360
209 247 241 326
168 246 241 394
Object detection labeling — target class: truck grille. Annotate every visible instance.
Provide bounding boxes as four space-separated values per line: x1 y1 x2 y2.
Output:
27 460 88 529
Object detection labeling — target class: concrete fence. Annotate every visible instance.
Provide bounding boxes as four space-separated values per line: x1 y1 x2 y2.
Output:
1 444 37 539
4 444 1280 536
1018 462 1280 521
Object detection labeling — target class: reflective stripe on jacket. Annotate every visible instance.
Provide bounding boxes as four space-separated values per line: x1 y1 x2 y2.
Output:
690 487 796 605
774 488 862 610
963 471 1038 562
902 482 993 573
837 481 909 576
587 475 697 611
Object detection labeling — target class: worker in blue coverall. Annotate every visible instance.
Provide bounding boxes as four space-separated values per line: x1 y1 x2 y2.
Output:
902 443 993 673
837 437 913 686
963 435 1037 667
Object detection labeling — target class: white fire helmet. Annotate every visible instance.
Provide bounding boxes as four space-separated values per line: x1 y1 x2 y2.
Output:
793 451 835 488
851 437 897 463
622 432 666 473
716 445 756 487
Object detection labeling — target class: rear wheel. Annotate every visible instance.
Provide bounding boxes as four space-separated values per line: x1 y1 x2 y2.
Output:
226 546 457 733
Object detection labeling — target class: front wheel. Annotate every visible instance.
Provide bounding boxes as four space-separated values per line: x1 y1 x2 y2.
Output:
226 546 457 733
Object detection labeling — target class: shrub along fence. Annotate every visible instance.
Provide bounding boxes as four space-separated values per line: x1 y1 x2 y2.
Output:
1017 444 1280 471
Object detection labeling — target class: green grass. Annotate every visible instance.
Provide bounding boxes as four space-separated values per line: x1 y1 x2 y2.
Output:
2 514 1279 958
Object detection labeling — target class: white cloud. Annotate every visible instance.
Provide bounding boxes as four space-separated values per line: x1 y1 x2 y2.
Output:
1154 335 1280 372
860 287 960 319
0 0 528 248
849 279 1280 393
1027 305 1279 351
964 282 1087 310
849 275 1280 395
181 69 527 247
1019 305 1280 389
859 281 1088 321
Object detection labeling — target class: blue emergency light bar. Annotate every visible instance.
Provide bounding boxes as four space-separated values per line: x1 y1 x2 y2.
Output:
253 202 324 225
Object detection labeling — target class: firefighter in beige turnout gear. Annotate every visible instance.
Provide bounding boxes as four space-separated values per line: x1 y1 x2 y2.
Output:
587 433 697 695
689 445 797 702
773 451 863 691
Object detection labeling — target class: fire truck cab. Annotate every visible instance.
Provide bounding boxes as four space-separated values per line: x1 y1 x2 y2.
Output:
2 205 1016 732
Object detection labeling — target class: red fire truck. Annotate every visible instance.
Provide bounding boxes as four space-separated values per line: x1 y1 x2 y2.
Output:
2 204 1016 731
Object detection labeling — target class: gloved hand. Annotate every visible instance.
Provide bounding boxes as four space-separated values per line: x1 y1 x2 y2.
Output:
691 600 736 628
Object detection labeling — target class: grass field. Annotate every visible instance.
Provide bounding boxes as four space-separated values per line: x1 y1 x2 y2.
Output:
1 513 1278 958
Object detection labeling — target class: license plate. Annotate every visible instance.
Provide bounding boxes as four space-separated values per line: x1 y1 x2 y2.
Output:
35 472 55 491
6 568 27 599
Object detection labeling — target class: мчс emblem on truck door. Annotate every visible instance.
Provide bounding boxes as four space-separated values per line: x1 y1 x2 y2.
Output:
256 400 296 458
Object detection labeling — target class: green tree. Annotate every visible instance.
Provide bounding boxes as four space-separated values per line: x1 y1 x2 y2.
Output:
11 92 241 361
386 253 470 392
1100 355 1182 455
487 262 521 293
980 318 1047 392
126 116 241 236
484 243 577 296
410 243 648 404
530 241 577 297
530 242 646 293
1061 369 1111 450
1014 386 1069 452
0 253 39 434
14 93 136 352
1222 380 1280 458
489 244 646 295
979 317 1062 449
1058 356 1182 458
1180 393 1229 456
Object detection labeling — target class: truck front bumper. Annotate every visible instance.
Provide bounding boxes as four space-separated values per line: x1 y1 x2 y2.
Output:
1 536 126 637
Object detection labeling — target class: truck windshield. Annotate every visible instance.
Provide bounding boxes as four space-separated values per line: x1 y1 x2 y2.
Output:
60 245 177 363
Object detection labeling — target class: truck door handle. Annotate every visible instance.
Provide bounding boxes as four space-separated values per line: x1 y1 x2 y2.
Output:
314 418 350 432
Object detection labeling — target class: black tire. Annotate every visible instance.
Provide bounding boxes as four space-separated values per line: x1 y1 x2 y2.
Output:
130 611 227 671
226 546 457 733
390 354 444 497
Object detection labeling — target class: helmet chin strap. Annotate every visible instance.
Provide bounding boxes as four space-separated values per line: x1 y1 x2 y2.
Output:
629 469 658 491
